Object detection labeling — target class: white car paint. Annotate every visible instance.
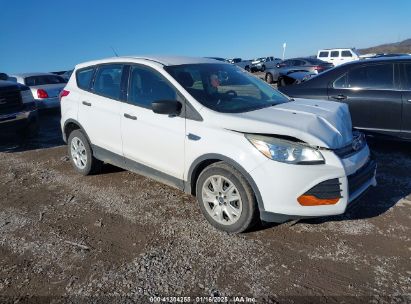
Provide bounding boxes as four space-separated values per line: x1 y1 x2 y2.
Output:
61 55 376 224
317 48 360 66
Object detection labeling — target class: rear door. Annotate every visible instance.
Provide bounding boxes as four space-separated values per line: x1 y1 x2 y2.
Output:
328 62 402 134
400 62 411 138
318 51 330 63
77 64 124 156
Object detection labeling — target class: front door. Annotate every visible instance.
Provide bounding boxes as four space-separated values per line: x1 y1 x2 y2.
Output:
120 64 185 185
328 62 402 135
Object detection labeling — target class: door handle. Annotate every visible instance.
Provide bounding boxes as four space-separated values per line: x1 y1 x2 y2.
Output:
124 113 137 120
330 94 347 101
82 101 91 106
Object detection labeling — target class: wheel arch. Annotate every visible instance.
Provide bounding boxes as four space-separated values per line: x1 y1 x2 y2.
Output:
186 154 265 212
63 119 91 145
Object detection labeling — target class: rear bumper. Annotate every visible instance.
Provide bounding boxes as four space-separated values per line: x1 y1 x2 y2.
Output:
36 97 60 109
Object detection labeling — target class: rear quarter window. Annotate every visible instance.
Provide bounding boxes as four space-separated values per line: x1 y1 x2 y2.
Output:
76 68 95 91
319 51 329 58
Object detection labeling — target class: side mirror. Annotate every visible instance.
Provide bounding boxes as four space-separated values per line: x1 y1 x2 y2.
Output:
0 73 9 81
152 100 182 115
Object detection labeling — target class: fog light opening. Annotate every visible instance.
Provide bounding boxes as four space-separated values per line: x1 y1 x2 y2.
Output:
297 195 339 206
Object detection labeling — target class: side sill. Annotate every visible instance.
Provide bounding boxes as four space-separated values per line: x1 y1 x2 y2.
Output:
92 145 185 191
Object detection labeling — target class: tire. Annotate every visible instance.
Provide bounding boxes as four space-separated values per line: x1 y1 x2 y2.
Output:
67 129 102 175
265 73 273 84
196 161 259 233
278 77 286 87
245 66 250 72
261 65 266 72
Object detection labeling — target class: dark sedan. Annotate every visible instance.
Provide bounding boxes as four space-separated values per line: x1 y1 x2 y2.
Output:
278 57 411 140
265 58 333 85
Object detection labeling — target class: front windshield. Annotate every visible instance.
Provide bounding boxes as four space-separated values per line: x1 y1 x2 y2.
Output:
165 63 289 113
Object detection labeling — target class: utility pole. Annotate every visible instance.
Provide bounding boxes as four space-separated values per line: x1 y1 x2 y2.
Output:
282 43 287 60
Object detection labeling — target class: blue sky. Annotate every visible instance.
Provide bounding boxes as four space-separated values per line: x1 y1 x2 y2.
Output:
1 0 410 73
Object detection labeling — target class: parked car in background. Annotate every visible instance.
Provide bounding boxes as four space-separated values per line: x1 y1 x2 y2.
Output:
205 57 227 62
276 71 316 87
10 73 67 109
61 55 376 233
317 48 360 66
265 58 333 85
0 73 38 138
251 56 282 72
365 53 411 59
227 58 252 71
61 69 73 81
279 57 411 140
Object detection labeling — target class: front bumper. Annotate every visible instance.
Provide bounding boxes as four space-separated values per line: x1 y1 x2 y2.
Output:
250 144 377 222
0 106 38 134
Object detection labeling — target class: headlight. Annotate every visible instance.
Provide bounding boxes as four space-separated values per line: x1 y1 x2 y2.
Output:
245 134 325 164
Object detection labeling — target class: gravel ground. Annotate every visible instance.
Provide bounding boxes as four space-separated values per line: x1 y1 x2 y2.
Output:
0 111 410 303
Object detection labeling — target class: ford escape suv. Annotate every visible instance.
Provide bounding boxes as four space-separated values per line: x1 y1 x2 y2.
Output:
60 56 377 233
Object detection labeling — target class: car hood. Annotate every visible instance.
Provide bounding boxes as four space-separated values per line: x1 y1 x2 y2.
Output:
210 98 353 149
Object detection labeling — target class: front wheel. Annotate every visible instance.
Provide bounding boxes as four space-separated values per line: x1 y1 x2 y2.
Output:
196 162 259 233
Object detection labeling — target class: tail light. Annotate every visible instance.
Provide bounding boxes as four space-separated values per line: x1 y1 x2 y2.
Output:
59 89 70 100
37 89 49 98
314 66 323 71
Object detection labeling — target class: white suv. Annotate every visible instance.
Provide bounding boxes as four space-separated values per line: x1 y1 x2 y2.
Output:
60 56 376 233
317 48 360 66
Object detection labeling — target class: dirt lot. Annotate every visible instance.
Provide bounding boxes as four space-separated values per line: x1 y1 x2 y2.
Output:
0 111 410 303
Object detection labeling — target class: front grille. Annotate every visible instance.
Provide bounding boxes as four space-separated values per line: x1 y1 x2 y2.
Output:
304 178 342 199
334 131 366 159
348 159 376 195
0 89 23 114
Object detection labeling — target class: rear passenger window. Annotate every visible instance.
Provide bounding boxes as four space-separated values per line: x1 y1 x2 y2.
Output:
93 65 123 100
319 51 329 58
76 68 94 91
341 51 352 57
331 51 340 58
128 66 177 108
347 64 394 89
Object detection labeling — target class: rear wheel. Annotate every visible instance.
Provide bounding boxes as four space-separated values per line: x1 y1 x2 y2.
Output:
68 130 102 175
245 66 250 72
196 162 259 233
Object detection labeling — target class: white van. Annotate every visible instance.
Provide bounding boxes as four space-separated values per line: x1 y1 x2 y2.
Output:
317 48 360 66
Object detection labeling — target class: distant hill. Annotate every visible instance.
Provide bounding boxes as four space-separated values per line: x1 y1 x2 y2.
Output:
359 38 411 55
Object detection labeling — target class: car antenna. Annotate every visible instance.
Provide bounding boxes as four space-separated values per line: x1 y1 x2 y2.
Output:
110 46 119 57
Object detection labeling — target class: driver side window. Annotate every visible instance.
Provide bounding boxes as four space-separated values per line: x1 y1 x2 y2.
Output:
128 66 177 109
